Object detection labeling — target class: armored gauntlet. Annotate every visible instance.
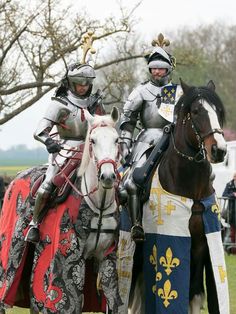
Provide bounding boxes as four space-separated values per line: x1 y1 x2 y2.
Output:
45 138 61 154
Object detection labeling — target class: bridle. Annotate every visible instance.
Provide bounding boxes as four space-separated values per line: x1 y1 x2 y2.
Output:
172 102 224 163
54 122 120 198
88 122 121 181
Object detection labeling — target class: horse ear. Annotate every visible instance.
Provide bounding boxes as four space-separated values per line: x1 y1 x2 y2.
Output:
179 77 190 94
110 106 119 123
207 80 216 91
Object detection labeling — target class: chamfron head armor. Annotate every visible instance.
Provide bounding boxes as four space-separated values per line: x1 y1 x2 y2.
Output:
145 33 176 86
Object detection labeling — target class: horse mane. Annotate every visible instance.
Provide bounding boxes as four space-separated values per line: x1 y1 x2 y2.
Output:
77 114 116 177
175 85 225 126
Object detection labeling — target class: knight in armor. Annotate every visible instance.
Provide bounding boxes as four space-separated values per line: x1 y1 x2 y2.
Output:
25 33 105 243
119 34 183 242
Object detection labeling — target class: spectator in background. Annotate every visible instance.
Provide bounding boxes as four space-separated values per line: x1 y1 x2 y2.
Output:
222 172 236 254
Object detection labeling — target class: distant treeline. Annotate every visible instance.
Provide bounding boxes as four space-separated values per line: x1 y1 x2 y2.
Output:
0 144 47 166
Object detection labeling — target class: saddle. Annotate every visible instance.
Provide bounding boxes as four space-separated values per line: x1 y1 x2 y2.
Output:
30 149 83 206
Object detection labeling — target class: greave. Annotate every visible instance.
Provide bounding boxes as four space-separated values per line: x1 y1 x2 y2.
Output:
33 183 53 223
128 192 141 226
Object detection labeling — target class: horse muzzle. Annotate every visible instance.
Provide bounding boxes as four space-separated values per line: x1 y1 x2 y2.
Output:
210 144 226 163
100 172 116 189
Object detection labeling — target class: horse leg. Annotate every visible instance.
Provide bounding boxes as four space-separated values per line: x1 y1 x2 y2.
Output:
99 253 122 314
189 210 207 314
128 243 145 314
205 251 220 314
128 272 145 314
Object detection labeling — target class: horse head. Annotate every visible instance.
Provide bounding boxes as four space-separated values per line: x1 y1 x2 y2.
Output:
175 79 227 163
78 107 120 189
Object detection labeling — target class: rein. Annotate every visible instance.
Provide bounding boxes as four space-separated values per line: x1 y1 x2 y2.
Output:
54 157 99 197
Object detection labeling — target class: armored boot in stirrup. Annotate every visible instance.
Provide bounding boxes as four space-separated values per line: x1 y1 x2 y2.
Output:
129 194 145 242
25 221 40 243
25 181 53 243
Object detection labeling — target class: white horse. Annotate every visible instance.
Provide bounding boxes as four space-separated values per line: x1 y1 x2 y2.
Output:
75 106 123 312
0 107 122 314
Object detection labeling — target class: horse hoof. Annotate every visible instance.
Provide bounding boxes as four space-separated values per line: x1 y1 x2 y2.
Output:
131 224 145 242
25 227 40 243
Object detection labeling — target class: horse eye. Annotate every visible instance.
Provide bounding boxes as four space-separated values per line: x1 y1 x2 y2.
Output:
192 108 198 115
90 138 95 144
115 138 119 144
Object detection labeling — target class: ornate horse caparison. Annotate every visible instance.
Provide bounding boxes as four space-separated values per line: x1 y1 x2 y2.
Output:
125 80 229 314
0 107 122 314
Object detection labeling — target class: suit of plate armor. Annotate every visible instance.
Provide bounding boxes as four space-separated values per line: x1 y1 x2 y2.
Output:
25 62 105 243
120 37 183 241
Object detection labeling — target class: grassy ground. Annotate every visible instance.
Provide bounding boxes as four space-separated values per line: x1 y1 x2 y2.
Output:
4 254 236 313
0 165 30 177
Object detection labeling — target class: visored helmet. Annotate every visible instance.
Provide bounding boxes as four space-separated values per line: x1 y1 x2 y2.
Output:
67 63 96 96
145 33 176 86
147 46 174 75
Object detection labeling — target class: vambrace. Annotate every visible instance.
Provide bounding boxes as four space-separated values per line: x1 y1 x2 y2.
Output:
34 118 54 144
119 130 133 165
119 109 138 133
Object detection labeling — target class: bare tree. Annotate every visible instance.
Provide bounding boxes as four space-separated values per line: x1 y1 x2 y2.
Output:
0 0 144 124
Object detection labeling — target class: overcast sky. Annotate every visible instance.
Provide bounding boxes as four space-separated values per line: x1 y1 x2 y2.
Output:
1 0 236 150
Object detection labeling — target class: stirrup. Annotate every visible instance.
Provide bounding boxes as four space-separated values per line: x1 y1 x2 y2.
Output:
25 224 40 244
131 223 145 242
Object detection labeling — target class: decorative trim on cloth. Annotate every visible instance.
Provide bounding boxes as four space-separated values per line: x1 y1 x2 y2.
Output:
117 208 135 313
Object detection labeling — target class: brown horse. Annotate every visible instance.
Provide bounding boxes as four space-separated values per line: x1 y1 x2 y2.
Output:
120 80 229 314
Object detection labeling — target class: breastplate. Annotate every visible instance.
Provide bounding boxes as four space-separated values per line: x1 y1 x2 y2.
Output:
139 83 178 128
57 103 88 140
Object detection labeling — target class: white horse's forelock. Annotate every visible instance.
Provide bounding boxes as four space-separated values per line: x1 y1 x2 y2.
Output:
77 114 115 177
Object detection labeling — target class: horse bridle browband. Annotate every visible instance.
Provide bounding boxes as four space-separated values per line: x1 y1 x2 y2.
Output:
172 111 224 163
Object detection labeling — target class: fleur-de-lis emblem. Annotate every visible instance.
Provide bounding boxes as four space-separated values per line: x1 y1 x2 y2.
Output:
160 247 180 275
80 30 97 64
150 245 162 294
150 244 158 272
211 204 221 221
158 280 178 307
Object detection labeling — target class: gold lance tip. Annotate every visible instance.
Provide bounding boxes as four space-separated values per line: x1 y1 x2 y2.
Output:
80 30 97 64
151 33 170 48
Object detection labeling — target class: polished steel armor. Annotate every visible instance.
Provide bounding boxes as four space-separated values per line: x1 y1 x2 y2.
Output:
34 90 102 145
120 81 183 164
120 78 182 242
25 87 105 243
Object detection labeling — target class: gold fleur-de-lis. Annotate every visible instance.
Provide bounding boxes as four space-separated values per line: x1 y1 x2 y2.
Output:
150 244 158 272
158 279 178 308
80 30 97 64
152 33 170 48
150 245 162 294
211 204 221 221
160 247 180 276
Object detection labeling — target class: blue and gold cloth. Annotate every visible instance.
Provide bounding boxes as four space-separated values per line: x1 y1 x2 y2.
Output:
117 170 229 313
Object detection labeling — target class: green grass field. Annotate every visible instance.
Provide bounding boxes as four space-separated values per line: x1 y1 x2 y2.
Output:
4 254 236 313
0 165 30 177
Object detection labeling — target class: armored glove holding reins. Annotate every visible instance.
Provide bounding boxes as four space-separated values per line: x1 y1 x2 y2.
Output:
45 138 61 154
